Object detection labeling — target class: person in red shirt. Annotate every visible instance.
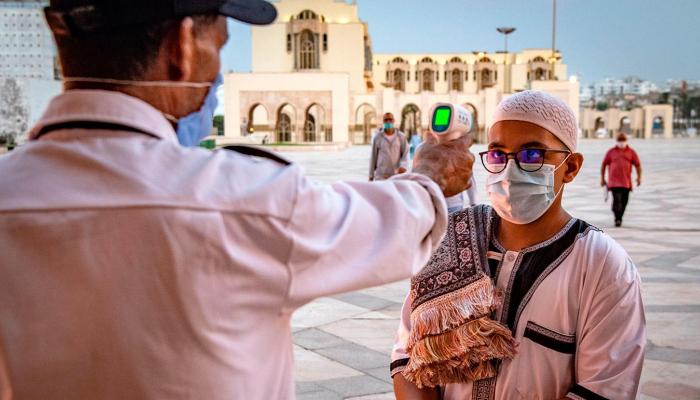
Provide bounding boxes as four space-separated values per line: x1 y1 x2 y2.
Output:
601 133 642 227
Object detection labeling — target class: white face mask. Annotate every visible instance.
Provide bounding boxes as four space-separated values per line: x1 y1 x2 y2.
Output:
486 158 568 225
616 141 627 149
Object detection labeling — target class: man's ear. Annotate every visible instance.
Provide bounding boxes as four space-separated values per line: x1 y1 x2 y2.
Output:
165 17 196 81
562 153 584 183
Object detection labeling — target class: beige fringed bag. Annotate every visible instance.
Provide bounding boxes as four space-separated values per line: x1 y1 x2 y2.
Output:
402 205 517 389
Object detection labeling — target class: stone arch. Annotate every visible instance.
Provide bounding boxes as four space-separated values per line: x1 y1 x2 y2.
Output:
461 103 479 135
298 29 319 70
594 117 609 138
304 103 326 142
619 116 632 135
532 56 546 62
652 116 665 136
401 104 421 140
276 103 296 143
247 103 270 136
534 68 546 80
298 9 319 20
355 103 377 144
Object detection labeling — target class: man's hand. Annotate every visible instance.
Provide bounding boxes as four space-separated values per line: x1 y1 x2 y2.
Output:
412 132 474 197
600 178 607 187
636 177 641 187
396 167 408 174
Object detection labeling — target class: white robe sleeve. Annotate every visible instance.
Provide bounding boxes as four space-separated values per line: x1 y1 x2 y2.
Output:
568 244 646 400
390 293 413 377
283 172 447 308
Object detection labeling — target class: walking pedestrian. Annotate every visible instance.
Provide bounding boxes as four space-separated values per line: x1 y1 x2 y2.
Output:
601 133 642 227
369 112 409 181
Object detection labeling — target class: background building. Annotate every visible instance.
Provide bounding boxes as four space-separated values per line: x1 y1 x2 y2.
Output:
223 0 580 146
0 0 61 143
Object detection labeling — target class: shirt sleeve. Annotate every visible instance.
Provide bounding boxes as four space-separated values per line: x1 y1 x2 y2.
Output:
601 150 612 168
399 135 410 170
283 172 447 308
369 134 378 179
567 244 646 400
390 293 412 377
630 149 641 168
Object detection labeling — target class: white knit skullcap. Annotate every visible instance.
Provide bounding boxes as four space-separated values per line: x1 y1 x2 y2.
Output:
492 90 578 151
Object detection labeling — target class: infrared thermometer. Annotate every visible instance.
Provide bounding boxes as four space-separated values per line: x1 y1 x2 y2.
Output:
429 103 473 143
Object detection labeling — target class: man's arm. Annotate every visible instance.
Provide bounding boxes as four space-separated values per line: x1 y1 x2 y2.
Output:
283 136 473 307
632 150 642 186
566 249 646 400
600 151 610 187
394 375 439 400
397 134 410 174
369 135 378 181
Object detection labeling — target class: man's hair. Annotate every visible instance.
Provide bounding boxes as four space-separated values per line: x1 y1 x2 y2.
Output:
55 14 219 80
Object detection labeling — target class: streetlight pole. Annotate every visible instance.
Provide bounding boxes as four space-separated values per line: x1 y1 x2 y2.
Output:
497 27 516 92
550 0 557 80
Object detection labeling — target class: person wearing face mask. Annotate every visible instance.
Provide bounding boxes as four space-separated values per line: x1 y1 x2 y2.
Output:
0 1 477 399
601 133 642 227
369 112 410 181
392 91 645 400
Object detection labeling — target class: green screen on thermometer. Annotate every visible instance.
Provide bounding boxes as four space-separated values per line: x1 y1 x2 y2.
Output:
432 106 451 132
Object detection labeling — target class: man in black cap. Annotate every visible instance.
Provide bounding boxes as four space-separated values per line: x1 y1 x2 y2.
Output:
0 1 474 399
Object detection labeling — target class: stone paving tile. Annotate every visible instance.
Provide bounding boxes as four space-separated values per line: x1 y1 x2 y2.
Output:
315 342 390 371
320 319 399 355
294 328 348 350
332 292 398 310
297 389 344 400
294 345 364 382
364 366 393 384
646 341 700 366
346 393 394 400
315 375 393 398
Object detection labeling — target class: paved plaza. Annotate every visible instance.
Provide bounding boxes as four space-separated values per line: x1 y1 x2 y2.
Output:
279 139 700 400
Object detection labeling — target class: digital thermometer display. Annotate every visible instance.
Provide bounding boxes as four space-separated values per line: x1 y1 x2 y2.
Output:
432 106 452 133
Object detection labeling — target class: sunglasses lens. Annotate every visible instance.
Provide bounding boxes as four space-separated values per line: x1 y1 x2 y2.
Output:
487 150 506 165
517 149 545 171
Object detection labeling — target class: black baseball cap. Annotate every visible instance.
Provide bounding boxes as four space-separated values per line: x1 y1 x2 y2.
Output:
45 0 277 36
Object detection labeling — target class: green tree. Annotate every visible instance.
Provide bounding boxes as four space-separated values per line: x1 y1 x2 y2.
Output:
213 115 224 136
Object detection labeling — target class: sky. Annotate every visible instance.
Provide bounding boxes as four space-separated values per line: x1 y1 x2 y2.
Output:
220 0 700 87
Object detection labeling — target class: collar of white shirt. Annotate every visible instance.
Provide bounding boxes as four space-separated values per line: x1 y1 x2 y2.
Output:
29 89 178 143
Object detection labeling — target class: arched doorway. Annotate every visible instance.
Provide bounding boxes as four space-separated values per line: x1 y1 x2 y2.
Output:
276 103 296 143
620 117 632 135
595 117 608 138
401 104 421 140
304 103 325 142
462 103 480 141
355 103 377 144
247 103 270 136
652 116 664 136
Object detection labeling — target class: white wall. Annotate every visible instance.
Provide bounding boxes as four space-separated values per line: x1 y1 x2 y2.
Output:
224 72 351 143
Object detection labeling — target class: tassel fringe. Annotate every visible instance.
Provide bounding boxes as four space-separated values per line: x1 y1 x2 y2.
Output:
404 275 517 389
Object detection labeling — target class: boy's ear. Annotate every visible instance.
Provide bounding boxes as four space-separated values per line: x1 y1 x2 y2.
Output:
562 153 584 183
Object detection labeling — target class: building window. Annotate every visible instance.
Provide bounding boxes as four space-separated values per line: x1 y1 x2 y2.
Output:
298 30 319 70
323 34 328 51
304 115 316 142
451 69 463 91
298 10 318 20
393 69 405 91
286 34 292 52
421 69 434 92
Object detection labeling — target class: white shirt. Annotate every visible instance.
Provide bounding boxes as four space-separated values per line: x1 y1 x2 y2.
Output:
0 90 447 400
393 216 646 400
370 130 409 180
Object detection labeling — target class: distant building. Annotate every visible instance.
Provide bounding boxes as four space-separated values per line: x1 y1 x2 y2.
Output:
223 0 579 145
0 0 61 143
581 76 659 102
